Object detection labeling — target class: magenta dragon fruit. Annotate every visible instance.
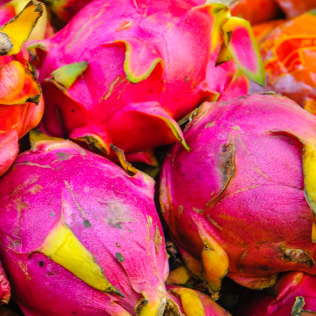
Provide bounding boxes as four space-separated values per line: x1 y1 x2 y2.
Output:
160 92 316 296
236 272 316 316
31 0 263 164
0 137 183 316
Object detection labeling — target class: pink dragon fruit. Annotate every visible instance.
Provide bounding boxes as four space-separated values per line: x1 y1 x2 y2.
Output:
160 92 316 296
32 0 263 165
236 272 316 316
0 1 44 177
167 286 231 316
0 136 185 316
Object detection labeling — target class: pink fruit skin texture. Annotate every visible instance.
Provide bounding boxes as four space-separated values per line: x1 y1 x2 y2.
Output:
36 0 222 160
236 272 316 316
207 47 249 102
160 93 316 287
0 140 169 316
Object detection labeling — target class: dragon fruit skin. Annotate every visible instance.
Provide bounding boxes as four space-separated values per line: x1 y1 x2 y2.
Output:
207 47 249 102
236 272 316 316
167 286 231 316
0 138 180 316
34 0 263 163
160 93 316 295
0 1 44 176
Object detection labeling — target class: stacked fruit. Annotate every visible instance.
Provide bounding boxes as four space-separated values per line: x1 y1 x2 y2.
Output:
1 0 316 316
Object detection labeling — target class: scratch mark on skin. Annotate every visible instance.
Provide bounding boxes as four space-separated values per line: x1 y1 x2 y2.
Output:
154 226 162 254
237 133 249 154
206 214 223 230
254 167 271 180
64 180 87 220
239 249 248 264
100 76 120 102
14 162 52 169
18 261 31 280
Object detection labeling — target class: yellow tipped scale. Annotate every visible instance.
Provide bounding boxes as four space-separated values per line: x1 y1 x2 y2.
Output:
221 17 265 86
195 1 265 86
35 219 123 297
135 292 167 316
165 266 192 286
195 217 229 296
0 1 43 55
51 62 89 89
170 288 205 316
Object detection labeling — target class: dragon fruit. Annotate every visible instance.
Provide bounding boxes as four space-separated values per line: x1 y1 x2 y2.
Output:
160 93 316 296
0 136 186 316
167 286 231 316
0 0 44 176
32 0 264 164
236 272 316 316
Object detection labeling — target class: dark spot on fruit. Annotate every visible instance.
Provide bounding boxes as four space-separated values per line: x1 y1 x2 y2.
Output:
71 109 75 112
39 261 44 267
227 31 232 44
83 219 91 228
114 222 122 229
115 252 125 262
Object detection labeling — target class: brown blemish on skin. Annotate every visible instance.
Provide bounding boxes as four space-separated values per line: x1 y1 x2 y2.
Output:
178 205 183 215
205 122 215 128
280 247 315 267
15 198 28 213
29 184 43 194
193 207 204 214
147 216 153 226
206 139 236 208
239 250 248 264
154 226 162 254
18 261 31 280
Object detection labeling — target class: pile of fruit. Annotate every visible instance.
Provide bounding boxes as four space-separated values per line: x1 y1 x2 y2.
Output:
1 0 316 315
